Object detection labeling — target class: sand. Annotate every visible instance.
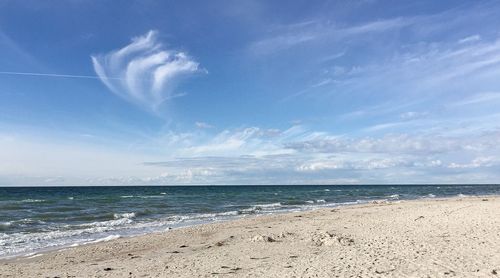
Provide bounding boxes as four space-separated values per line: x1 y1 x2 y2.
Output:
1 196 500 277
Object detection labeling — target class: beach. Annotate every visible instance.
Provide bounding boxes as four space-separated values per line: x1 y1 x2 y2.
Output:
1 196 499 277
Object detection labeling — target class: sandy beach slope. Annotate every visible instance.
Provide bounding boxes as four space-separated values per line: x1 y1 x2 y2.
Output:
1 196 500 277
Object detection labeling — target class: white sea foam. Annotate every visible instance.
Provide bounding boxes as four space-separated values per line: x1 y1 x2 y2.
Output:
316 199 326 203
120 195 164 199
139 195 165 199
90 235 121 243
216 211 240 216
238 202 284 215
257 202 282 208
113 212 136 219
0 221 12 227
21 199 44 203
87 218 133 228
427 194 436 198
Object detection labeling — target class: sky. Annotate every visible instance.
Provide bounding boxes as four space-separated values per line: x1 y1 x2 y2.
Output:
1 0 500 185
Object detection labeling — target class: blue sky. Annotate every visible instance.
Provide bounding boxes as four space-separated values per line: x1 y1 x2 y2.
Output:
1 0 500 185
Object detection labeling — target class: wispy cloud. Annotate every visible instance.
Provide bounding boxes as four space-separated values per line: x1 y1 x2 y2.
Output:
458 34 481 44
447 92 500 107
249 17 412 56
195 122 214 129
92 30 203 113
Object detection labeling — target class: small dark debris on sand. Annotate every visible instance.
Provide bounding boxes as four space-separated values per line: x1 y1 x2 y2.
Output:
414 216 425 221
179 245 188 248
103 267 113 271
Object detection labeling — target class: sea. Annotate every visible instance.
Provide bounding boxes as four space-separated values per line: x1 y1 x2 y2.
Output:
1 184 499 258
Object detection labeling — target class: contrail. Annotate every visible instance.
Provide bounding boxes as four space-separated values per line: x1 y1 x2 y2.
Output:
0 71 121 79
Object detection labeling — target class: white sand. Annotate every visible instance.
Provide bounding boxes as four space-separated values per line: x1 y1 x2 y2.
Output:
1 196 500 277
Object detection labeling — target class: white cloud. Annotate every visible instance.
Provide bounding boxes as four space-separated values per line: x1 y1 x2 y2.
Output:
447 92 500 107
92 30 203 113
249 17 412 56
4 122 500 185
180 127 290 157
195 121 214 129
458 34 481 44
285 134 462 155
447 156 497 169
296 157 409 172
400 111 429 120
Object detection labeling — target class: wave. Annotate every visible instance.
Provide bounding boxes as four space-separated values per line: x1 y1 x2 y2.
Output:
0 221 12 232
21 199 45 203
257 202 282 208
83 217 133 228
113 212 136 219
89 234 121 243
120 195 165 199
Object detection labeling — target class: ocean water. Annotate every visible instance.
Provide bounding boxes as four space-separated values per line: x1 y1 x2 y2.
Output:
1 184 499 258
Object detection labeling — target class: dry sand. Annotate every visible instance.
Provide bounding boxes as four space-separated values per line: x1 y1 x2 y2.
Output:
1 196 500 277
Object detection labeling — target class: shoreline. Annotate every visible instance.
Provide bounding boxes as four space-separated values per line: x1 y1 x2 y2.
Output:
0 194 445 260
2 195 500 277
0 198 370 261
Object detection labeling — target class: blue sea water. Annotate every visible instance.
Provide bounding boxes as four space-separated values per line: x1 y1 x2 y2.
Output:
1 184 499 258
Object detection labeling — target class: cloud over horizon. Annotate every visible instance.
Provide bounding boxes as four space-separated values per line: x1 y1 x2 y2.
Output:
92 30 202 113
3 1 500 185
